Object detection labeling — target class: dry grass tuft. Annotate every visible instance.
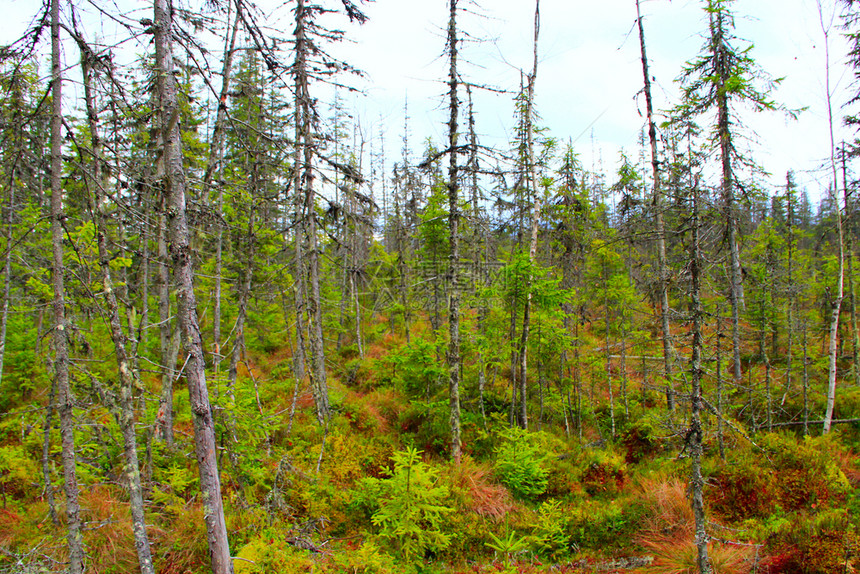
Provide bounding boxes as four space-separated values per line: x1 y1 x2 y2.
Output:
448 458 514 521
635 535 755 574
635 475 694 537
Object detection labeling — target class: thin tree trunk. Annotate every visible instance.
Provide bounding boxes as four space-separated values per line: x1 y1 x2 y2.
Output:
783 173 796 405
822 2 844 434
717 316 725 460
636 0 675 411
154 0 234 571
689 180 712 574
77 35 155 573
156 182 174 445
709 6 746 385
518 0 541 431
205 3 240 373
295 0 329 423
842 148 860 388
0 172 12 388
51 1 84 569
803 324 810 437
41 379 59 526
446 0 463 463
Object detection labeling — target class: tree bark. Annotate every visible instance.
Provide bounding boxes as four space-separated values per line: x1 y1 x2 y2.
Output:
51 0 85 570
77 33 155 574
636 0 675 411
153 0 234 571
294 0 329 423
822 2 844 434
207 3 241 374
446 0 462 463
517 0 541 431
689 180 712 574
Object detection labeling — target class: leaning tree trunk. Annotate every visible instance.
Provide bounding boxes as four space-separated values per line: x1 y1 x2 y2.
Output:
153 1 234 571
77 34 155 574
636 0 675 411
51 1 85 570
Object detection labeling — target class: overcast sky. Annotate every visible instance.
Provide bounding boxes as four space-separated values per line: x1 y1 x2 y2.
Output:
335 0 854 203
3 0 854 203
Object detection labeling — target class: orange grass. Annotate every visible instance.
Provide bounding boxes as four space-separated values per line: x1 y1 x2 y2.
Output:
635 535 754 574
447 458 514 521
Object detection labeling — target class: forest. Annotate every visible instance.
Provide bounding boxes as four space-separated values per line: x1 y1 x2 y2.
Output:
1 0 860 572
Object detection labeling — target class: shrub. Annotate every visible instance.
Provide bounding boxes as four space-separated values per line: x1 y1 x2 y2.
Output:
710 433 851 522
530 499 570 558
0 445 38 504
371 447 453 560
494 428 549 500
568 497 644 551
762 509 857 574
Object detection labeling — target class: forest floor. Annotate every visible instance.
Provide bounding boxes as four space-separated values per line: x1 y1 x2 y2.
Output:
1 313 859 573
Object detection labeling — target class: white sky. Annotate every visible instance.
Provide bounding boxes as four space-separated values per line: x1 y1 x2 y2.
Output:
338 0 854 203
2 0 854 204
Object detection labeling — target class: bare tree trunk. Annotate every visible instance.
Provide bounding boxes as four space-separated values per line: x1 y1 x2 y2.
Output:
156 181 174 445
783 173 796 405
208 5 241 374
803 324 810 437
821 2 844 435
41 380 59 526
517 0 541 431
636 0 675 411
154 1 234 571
0 173 12 389
76 34 155 573
51 1 84 570
716 316 725 460
446 0 463 463
295 0 329 423
689 181 712 574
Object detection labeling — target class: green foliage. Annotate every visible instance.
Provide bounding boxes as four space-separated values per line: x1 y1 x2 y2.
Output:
494 428 549 500
370 447 453 560
710 433 851 522
399 399 451 457
0 445 37 503
389 336 446 398
485 528 529 566
529 499 569 558
327 540 396 573
567 497 645 551
234 531 315 574
0 314 46 408
579 447 628 497
762 508 857 574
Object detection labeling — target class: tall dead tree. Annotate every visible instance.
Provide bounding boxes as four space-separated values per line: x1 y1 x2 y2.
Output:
153 0 234 571
73 25 156 574
446 0 463 463
636 0 675 410
516 0 541 430
688 179 712 574
293 0 330 423
204 0 241 374
822 0 845 435
50 0 85 570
